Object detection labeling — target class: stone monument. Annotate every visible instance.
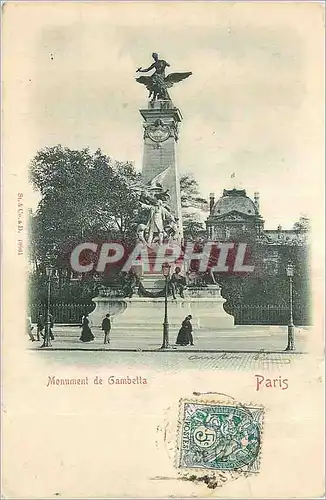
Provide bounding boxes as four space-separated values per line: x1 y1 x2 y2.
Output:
136 51 193 240
140 107 183 237
89 53 234 336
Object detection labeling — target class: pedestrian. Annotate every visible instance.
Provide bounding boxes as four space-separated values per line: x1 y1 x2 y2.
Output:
41 313 55 342
26 317 35 342
170 267 186 299
80 314 95 343
187 315 194 346
175 315 194 346
36 313 45 341
101 313 111 344
49 313 54 340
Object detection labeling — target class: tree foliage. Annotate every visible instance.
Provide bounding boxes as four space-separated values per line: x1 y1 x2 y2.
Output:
179 173 208 240
218 243 310 324
29 145 142 273
293 215 310 232
180 174 208 209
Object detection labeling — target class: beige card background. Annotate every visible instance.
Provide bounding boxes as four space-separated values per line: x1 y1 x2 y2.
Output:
2 2 325 498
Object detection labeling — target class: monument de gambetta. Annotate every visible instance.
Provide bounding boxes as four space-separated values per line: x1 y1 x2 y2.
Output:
89 53 235 333
137 52 193 243
28 51 310 342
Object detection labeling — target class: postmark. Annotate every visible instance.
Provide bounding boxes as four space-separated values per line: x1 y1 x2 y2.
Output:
176 398 264 475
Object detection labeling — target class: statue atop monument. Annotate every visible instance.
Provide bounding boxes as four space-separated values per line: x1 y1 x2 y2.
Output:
136 53 192 102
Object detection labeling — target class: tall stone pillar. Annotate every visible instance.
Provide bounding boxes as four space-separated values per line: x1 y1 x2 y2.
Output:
140 99 183 237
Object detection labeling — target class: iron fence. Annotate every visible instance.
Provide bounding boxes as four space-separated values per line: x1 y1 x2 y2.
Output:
230 304 310 326
30 303 95 324
30 302 310 326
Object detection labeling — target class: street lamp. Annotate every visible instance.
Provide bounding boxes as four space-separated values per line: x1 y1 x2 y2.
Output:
161 262 171 349
41 265 53 348
285 261 295 351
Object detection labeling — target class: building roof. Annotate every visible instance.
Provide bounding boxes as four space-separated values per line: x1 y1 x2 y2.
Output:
210 188 258 217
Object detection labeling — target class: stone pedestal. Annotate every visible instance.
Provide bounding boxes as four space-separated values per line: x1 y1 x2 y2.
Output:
137 250 185 291
89 286 234 332
88 297 127 326
140 99 183 237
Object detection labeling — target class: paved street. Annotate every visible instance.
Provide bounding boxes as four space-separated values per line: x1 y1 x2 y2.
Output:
30 324 308 352
28 325 309 371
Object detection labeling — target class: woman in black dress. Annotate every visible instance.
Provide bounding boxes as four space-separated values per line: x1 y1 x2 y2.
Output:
175 315 194 346
80 314 95 342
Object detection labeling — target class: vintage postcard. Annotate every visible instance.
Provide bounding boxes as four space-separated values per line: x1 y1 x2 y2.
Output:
1 1 324 498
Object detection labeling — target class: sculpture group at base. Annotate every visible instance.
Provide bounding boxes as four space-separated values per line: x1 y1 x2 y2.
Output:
138 169 182 246
97 264 220 300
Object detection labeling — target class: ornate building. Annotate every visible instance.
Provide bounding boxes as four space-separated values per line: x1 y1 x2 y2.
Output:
206 188 264 241
206 188 308 246
204 187 310 325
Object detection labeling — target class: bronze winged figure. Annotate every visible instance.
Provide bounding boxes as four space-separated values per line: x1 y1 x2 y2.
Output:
136 52 192 102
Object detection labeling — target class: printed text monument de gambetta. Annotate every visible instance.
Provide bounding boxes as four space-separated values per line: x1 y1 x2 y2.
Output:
46 375 148 386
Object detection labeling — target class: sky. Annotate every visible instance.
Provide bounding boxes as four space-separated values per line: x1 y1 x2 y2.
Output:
4 1 324 229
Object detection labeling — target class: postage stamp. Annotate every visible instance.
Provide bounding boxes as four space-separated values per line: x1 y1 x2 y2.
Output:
177 399 264 474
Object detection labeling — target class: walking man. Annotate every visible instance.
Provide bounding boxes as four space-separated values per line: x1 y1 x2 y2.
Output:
48 313 55 340
101 313 111 344
36 313 45 341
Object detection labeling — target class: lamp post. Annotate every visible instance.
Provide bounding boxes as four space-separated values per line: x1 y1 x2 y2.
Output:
41 265 53 348
285 261 295 351
161 262 171 349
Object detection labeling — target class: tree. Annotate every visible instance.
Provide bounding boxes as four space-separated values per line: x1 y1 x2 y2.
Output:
29 145 142 276
180 174 208 209
293 215 310 232
95 160 143 242
180 174 208 240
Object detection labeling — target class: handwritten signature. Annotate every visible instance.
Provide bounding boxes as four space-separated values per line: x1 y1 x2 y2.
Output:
189 351 291 364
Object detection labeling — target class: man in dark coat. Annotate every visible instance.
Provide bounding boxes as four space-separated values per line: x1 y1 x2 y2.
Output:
41 313 55 341
36 313 45 341
48 313 54 340
101 314 111 344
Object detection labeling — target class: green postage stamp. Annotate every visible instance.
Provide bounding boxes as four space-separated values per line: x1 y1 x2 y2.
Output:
177 399 264 473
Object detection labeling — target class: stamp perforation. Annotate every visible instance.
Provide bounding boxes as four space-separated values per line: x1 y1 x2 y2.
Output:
175 395 265 478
